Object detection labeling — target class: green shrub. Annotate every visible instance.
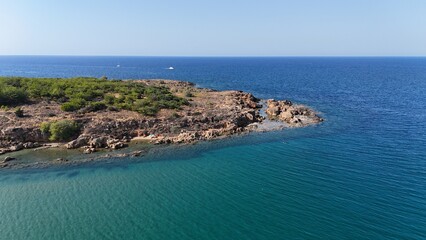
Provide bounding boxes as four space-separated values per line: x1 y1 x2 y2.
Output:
107 106 119 111
14 107 24 117
185 91 194 98
61 98 86 112
40 120 80 141
3 77 22 87
85 102 107 112
40 122 52 134
104 94 115 104
137 106 159 116
50 85 65 99
0 85 28 105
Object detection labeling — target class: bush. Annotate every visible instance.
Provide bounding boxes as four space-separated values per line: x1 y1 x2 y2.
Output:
185 91 194 98
14 107 24 117
137 106 159 116
0 85 28 105
104 94 115 104
40 122 52 134
86 102 107 112
107 106 119 111
61 98 86 112
40 120 80 141
79 102 107 113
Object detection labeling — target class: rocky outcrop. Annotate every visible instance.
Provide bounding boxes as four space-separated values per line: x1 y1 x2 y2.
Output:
1 127 46 145
0 142 42 156
265 99 323 126
65 135 128 153
0 126 46 155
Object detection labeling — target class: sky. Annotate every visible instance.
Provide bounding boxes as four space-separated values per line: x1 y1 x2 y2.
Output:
0 0 425 56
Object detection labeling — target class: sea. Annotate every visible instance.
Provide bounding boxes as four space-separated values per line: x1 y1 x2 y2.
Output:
0 56 425 240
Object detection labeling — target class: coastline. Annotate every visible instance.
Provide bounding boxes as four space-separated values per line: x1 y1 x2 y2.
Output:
0 79 323 170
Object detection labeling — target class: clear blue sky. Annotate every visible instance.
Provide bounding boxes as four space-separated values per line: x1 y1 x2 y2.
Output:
1 0 425 56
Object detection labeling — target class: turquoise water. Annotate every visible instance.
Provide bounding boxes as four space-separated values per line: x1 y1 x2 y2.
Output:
0 57 425 239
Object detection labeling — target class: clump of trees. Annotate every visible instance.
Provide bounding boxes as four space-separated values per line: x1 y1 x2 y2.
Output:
0 77 188 116
40 120 80 141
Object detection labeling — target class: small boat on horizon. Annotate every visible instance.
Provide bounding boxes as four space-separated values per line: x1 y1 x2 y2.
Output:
168 67 174 70
116 64 120 68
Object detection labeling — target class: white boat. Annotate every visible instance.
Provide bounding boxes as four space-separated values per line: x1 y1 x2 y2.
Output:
168 67 174 70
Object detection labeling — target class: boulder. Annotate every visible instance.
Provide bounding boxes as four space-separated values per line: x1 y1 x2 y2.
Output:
89 136 108 148
83 147 96 154
66 135 90 149
9 143 23 151
23 142 34 149
109 142 127 150
1 127 25 140
172 131 200 143
266 105 280 116
0 149 10 155
203 129 222 139
279 110 293 122
290 117 301 124
106 138 128 149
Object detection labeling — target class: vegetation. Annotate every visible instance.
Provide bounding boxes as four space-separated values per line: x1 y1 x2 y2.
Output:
185 91 194 98
40 120 80 141
14 107 24 117
0 85 28 105
0 77 188 116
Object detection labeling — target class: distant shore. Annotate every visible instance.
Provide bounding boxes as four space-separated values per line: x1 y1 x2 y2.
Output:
0 78 323 169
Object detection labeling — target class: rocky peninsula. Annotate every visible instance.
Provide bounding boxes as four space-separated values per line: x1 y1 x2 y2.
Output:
0 77 323 169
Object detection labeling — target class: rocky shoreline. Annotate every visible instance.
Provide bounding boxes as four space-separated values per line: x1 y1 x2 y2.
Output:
0 79 323 169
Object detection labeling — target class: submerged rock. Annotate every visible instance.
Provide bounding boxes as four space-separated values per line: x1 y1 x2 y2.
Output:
4 156 16 162
54 158 69 162
131 150 145 157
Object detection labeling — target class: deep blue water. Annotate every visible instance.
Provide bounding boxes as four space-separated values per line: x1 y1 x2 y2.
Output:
0 56 425 240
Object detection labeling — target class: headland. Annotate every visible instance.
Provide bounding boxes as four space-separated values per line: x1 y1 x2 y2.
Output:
0 77 323 169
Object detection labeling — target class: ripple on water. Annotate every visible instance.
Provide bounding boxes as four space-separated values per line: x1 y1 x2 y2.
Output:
0 57 425 240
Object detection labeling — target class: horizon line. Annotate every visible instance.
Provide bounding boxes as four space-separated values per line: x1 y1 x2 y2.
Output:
1 54 426 58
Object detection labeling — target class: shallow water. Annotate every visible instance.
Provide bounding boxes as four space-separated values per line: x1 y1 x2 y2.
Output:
0 57 425 239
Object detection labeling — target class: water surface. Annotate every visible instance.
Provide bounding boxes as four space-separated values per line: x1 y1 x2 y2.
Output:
0 57 425 239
